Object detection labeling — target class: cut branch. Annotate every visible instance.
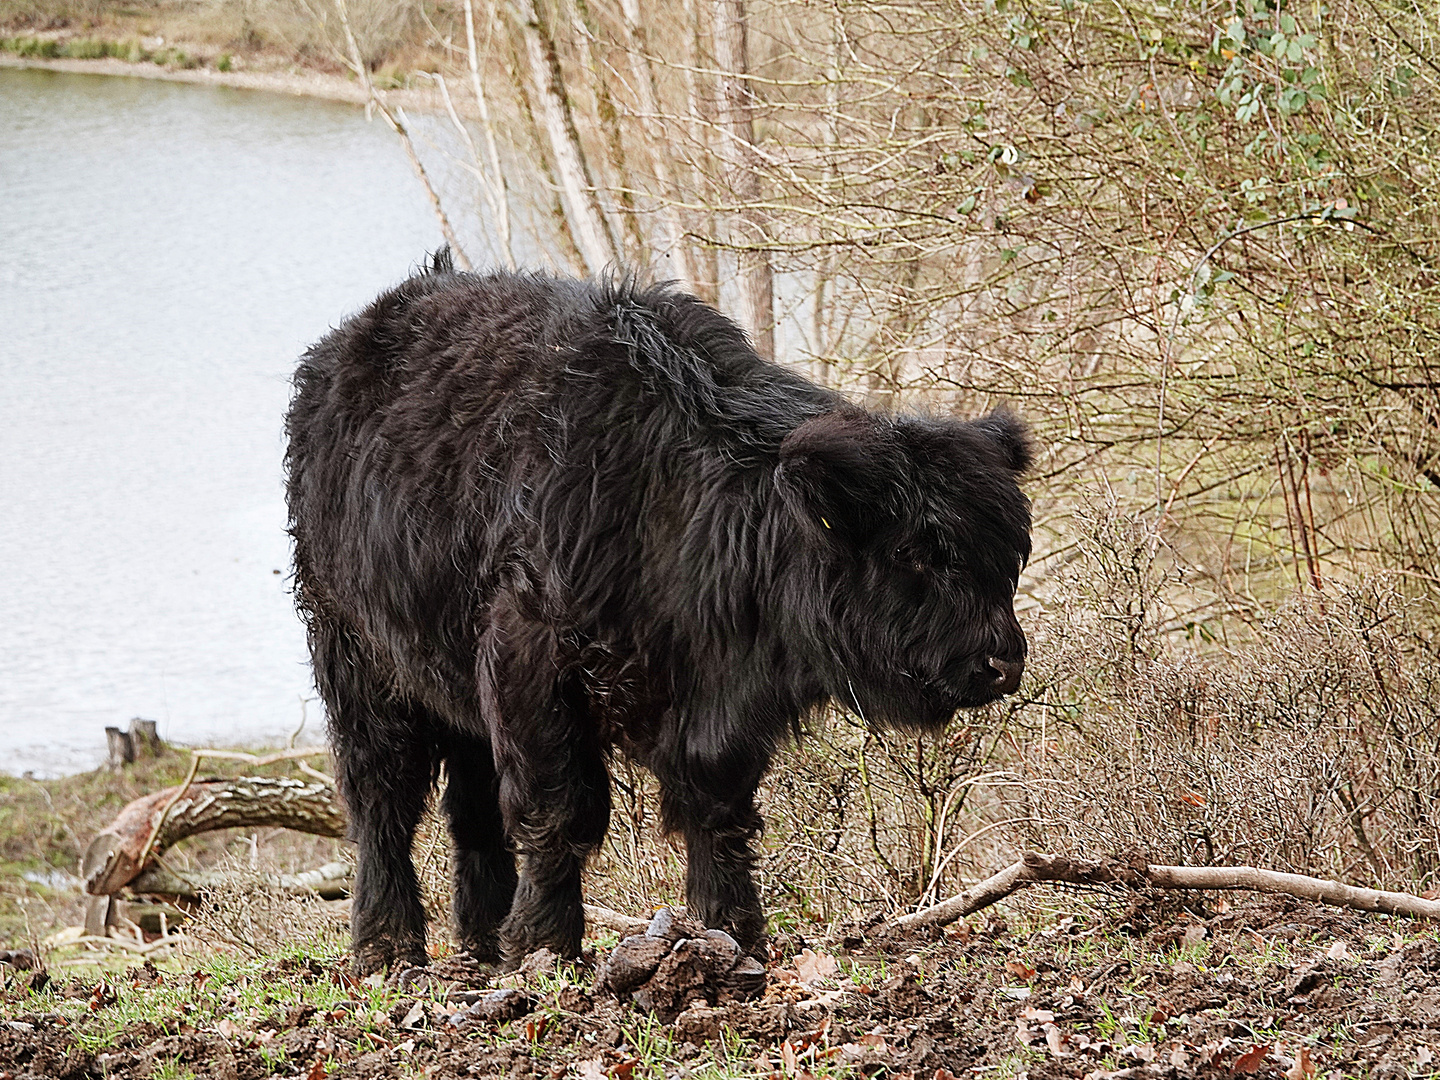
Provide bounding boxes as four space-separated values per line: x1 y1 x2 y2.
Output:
584 904 650 936
333 0 471 268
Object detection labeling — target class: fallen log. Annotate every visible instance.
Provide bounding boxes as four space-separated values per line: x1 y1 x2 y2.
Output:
82 777 347 896
895 851 1440 930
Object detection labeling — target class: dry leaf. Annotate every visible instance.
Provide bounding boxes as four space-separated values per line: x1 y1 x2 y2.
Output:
524 1015 549 1042
1005 960 1037 980
1200 1040 1230 1066
574 1062 607 1080
1417 1047 1434 1068
1021 1007 1056 1023
1120 1043 1156 1062
1015 1021 1039 1047
305 1057 328 1080
1326 940 1349 960
935 1071 959 1080
1286 1047 1315 1080
609 1057 639 1080
1232 1044 1272 1074
794 949 839 986
857 1032 887 1051
1044 1023 1070 1057
1181 923 1208 948
1170 1047 1191 1067
1067 975 1085 995
781 1037 799 1075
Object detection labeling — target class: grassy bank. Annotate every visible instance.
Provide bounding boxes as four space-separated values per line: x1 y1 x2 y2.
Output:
0 0 440 88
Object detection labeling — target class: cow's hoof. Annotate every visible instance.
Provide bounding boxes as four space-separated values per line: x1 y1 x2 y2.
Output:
458 938 503 967
390 964 441 992
353 937 428 978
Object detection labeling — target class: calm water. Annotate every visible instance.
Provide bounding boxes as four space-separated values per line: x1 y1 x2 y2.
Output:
0 68 445 775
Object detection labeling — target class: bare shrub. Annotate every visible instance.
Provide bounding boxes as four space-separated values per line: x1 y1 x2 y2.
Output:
1010 509 1440 892
187 852 349 958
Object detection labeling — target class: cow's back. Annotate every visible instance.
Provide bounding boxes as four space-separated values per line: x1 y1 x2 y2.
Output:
286 267 832 719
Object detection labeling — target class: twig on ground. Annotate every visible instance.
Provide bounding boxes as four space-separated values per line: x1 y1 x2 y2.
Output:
585 904 650 936
70 933 185 956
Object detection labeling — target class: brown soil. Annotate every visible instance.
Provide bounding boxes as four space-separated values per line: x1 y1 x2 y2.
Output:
4 893 1440 1079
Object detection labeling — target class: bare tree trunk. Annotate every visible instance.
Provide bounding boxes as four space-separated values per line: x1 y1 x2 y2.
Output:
572 0 647 266
464 0 516 270
619 0 697 289
507 0 618 274
682 0 720 304
504 30 588 273
711 0 774 359
810 7 842 384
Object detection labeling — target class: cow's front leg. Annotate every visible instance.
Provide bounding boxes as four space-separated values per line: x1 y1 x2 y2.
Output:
493 699 612 967
657 742 770 960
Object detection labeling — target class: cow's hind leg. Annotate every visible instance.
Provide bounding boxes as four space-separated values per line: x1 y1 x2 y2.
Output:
491 686 611 968
440 734 517 963
312 621 437 975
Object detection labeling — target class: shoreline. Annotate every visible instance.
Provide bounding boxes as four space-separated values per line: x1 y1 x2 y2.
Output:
0 52 441 112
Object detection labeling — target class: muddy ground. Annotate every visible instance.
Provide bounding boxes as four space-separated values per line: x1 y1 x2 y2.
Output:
4 892 1440 1080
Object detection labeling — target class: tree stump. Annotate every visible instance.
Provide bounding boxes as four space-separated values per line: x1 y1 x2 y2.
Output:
104 718 164 770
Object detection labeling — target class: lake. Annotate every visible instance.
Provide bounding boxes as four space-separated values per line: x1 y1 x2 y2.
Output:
0 67 446 775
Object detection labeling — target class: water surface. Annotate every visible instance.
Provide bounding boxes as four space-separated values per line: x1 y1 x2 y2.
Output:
0 67 443 775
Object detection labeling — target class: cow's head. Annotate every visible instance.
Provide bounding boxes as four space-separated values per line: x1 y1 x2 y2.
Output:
775 407 1033 729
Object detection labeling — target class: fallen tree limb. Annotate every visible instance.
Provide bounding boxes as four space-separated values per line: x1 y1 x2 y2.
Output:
1146 864 1440 920
129 859 354 902
896 852 1440 930
83 777 347 896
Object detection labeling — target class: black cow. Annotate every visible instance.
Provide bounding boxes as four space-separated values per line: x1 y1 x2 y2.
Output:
285 254 1032 974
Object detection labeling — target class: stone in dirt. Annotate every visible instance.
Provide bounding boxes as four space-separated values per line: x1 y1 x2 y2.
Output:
447 988 537 1025
597 934 673 995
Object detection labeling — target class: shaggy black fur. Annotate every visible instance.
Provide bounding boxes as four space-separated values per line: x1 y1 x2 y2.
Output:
285 255 1033 974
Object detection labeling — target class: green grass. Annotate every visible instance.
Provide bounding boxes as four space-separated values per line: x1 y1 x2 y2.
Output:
0 35 202 68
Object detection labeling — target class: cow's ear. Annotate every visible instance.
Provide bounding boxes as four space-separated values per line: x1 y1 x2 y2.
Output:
971 409 1033 474
776 410 891 543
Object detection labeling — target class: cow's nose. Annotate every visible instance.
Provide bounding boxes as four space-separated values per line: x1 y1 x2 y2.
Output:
987 657 1024 696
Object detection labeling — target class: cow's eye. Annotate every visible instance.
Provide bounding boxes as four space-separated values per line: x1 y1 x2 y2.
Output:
893 547 928 574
